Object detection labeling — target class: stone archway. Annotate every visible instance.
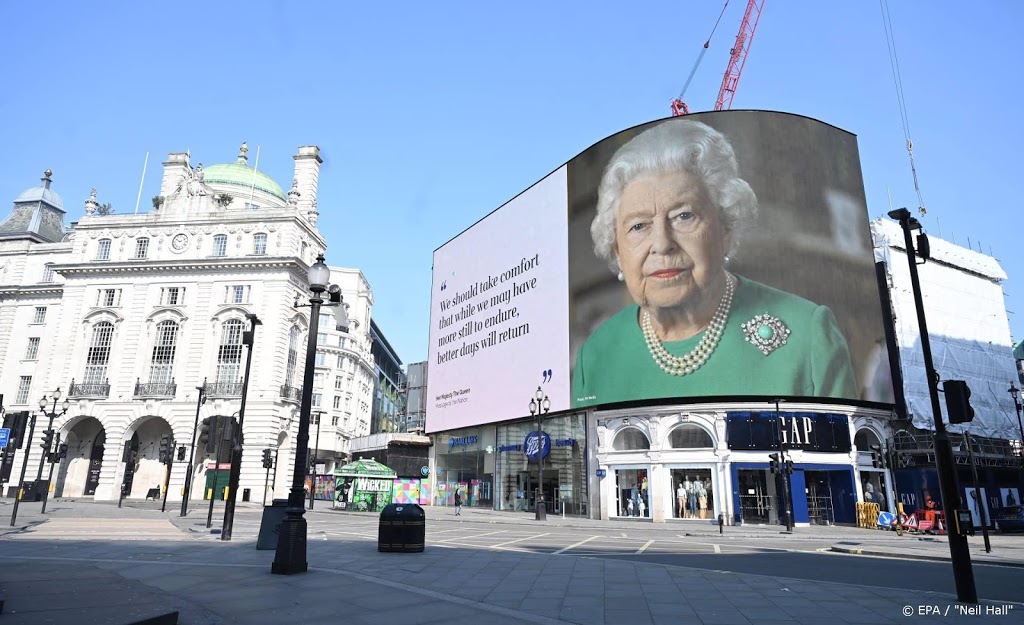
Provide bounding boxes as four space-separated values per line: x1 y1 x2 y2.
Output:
119 416 174 499
56 417 106 498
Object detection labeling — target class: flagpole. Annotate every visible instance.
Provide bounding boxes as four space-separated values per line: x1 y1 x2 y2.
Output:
134 151 150 214
248 145 261 205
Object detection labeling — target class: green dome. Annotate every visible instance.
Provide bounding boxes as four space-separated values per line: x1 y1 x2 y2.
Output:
202 159 286 201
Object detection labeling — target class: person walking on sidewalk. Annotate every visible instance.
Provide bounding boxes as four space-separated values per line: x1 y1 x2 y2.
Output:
454 488 463 516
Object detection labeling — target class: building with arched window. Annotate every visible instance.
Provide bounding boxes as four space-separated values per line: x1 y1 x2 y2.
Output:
0 146 377 504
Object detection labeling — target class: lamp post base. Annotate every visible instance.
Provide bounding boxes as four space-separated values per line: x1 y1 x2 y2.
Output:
271 510 308 575
535 502 546 521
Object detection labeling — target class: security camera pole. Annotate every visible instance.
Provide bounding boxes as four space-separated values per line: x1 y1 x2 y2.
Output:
888 207 976 604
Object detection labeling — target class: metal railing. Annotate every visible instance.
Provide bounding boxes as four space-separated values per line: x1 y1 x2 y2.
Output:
133 379 177 398
202 381 243 397
68 379 110 398
280 384 302 403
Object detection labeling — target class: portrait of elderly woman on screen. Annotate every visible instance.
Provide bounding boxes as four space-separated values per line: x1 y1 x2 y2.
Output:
571 120 857 407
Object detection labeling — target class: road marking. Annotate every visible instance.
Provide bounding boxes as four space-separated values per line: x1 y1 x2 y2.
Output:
490 533 550 549
437 530 506 542
636 540 655 554
554 536 598 554
713 544 721 554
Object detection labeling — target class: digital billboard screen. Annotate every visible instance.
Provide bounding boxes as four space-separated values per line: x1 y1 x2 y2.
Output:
427 111 894 433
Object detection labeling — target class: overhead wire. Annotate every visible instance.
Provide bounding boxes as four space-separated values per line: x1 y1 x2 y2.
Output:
880 0 927 216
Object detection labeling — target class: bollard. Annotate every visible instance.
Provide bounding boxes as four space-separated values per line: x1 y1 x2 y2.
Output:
718 513 724 535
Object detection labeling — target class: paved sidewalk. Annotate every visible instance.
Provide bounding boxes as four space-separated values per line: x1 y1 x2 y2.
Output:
0 499 1022 625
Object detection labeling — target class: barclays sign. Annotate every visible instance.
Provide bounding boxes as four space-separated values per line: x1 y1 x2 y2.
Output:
524 432 550 462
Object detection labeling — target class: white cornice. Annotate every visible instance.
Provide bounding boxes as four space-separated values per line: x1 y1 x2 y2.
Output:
52 256 306 277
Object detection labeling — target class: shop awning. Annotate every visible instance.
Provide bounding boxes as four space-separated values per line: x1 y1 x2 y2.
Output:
333 458 397 478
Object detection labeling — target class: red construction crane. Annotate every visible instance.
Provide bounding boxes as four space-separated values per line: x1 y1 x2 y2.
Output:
671 0 766 116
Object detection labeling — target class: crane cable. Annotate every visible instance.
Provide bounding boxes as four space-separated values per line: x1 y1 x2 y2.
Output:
676 1 732 101
880 0 926 216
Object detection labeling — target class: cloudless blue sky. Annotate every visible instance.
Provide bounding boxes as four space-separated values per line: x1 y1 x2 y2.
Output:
1 1 1021 364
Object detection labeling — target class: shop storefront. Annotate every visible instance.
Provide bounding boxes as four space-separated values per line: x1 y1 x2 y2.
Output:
433 427 495 508
594 402 886 525
495 413 588 516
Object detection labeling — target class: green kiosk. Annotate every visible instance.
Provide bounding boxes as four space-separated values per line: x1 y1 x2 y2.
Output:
333 459 397 512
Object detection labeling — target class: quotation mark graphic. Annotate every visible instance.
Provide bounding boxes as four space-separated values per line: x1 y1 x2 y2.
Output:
440 280 447 291
541 369 553 383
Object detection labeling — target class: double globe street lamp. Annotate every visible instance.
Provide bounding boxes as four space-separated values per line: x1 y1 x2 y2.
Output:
272 254 343 575
529 386 551 521
37 389 70 513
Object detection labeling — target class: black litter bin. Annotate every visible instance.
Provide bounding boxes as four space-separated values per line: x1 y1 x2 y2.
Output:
256 499 290 550
242 488 251 502
21 481 41 502
378 503 425 553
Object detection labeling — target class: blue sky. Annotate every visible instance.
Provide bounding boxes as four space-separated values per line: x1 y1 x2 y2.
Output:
1 1 1021 364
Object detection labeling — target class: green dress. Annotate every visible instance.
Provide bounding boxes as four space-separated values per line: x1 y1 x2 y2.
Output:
571 275 857 407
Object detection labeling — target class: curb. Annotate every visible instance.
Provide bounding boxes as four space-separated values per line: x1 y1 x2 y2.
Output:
829 545 1024 568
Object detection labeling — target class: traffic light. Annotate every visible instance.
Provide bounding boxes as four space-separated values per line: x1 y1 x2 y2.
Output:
785 459 794 475
5 412 29 449
199 416 216 454
39 429 55 452
58 443 68 459
177 445 187 461
943 380 975 424
262 448 273 469
870 445 884 469
768 452 780 474
158 435 172 464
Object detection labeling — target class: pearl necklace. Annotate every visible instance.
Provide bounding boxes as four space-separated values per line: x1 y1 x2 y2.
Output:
641 273 735 376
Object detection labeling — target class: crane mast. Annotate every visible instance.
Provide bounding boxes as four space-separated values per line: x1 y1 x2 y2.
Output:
671 0 765 116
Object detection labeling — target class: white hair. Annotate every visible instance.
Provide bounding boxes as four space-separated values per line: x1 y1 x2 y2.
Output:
590 119 758 273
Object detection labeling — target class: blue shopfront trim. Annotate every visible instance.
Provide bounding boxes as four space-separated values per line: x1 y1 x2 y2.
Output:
730 462 856 526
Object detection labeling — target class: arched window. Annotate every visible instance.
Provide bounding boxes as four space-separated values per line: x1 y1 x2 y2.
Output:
612 428 650 451
213 234 228 257
668 425 713 449
149 320 179 384
285 326 300 386
253 233 268 256
854 429 882 452
216 319 245 383
85 321 114 383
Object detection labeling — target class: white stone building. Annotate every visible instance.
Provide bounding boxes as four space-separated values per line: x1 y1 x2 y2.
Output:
0 144 376 504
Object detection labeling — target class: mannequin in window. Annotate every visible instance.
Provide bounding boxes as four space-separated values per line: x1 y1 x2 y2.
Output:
631 483 641 517
676 482 687 518
641 476 649 517
698 481 708 519
689 477 702 519
682 476 693 518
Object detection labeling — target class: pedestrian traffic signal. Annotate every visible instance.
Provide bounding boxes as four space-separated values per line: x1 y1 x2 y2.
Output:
58 443 68 459
39 429 55 452
262 448 273 469
177 445 187 461
199 416 216 454
870 444 884 469
158 435 172 464
768 452 780 474
943 380 975 424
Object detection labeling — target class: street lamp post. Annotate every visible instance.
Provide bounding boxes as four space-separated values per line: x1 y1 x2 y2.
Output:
1008 383 1024 456
528 386 551 521
774 398 794 533
10 414 36 527
889 208 977 604
37 389 69 514
180 379 207 517
273 253 342 575
222 313 262 541
309 410 323 510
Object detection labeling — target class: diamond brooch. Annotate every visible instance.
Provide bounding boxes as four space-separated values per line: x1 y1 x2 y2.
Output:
741 314 790 355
